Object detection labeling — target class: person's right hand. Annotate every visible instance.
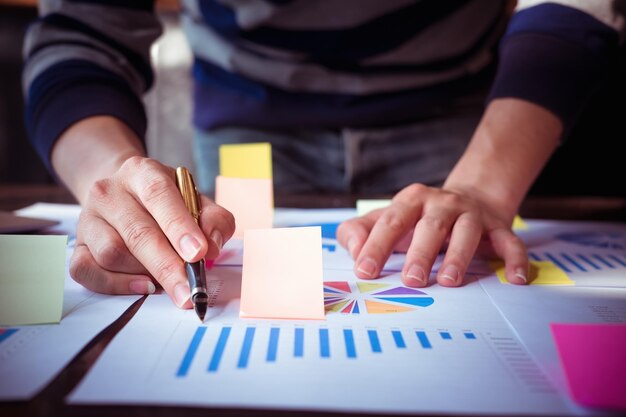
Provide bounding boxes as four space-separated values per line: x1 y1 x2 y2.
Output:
69 156 235 308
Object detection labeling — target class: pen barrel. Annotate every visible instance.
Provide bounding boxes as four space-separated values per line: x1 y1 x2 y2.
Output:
185 260 208 297
175 167 201 223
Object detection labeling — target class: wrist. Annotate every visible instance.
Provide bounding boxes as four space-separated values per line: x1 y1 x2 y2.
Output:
444 98 562 221
51 116 145 204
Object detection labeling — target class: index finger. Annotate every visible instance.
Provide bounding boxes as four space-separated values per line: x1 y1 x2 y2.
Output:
122 158 209 263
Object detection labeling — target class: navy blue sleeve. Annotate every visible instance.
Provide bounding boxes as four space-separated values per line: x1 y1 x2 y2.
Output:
25 61 148 173
22 0 161 173
487 3 620 137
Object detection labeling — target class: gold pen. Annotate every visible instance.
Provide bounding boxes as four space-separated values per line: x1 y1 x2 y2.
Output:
175 167 208 322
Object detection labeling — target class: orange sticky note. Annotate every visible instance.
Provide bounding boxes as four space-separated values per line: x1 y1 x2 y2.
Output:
240 227 325 320
551 323 626 411
215 175 273 239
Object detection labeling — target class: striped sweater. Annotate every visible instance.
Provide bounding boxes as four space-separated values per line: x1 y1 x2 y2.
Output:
22 0 625 171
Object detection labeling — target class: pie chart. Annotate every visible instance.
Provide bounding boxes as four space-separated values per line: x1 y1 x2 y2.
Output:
324 281 434 314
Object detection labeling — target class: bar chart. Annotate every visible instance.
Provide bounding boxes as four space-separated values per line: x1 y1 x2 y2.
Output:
69 293 568 414
529 250 626 273
175 324 480 377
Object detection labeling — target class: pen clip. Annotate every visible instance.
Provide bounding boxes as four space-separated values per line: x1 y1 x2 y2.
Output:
175 167 201 224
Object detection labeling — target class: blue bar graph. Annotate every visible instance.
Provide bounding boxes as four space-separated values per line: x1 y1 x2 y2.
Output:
593 254 615 268
416 331 432 349
294 328 304 357
609 255 626 267
529 251 626 273
176 326 483 375
319 328 330 358
343 329 357 358
367 330 382 353
208 326 231 372
561 253 586 271
392 330 406 348
176 326 206 377
545 252 571 273
577 254 600 270
267 327 280 362
237 327 256 369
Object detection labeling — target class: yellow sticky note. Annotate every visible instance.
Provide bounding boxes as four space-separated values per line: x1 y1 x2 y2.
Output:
219 142 272 179
490 260 574 285
240 227 324 320
0 235 67 325
512 215 528 231
356 199 391 217
215 176 274 239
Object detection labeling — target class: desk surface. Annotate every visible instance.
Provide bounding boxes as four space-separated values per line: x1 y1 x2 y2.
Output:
1 184 626 417
2 184 626 220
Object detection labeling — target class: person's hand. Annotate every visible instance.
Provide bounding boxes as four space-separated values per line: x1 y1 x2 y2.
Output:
70 156 235 307
336 184 528 287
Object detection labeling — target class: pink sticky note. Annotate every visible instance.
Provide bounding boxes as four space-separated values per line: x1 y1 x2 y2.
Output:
215 176 273 239
240 227 325 320
551 323 626 411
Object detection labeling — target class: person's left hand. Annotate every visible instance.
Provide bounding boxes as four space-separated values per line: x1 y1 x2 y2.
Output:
336 183 529 287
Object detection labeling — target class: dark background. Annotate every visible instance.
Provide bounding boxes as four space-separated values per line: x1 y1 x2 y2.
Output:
1 3 625 196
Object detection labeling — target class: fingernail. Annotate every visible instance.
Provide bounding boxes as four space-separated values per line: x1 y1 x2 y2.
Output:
210 230 223 250
174 282 190 307
347 237 358 258
356 257 377 277
129 280 156 294
405 264 426 284
440 264 459 284
515 267 528 283
180 234 201 261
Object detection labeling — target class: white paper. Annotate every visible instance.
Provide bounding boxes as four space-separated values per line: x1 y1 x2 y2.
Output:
69 271 569 414
68 211 584 415
480 277 626 412
0 204 140 400
7 206 621 414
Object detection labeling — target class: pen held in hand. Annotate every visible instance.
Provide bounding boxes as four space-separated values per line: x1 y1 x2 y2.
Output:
175 167 209 322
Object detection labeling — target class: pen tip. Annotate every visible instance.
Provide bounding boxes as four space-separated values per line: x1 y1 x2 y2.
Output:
195 303 207 322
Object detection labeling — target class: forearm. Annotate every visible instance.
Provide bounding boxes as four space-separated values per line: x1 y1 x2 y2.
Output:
51 116 146 204
444 98 562 220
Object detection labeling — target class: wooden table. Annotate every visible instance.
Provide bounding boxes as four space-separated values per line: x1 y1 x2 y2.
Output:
2 184 626 417
2 184 626 220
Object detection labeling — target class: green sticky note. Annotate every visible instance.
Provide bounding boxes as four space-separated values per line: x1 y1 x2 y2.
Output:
219 142 273 179
0 235 67 325
490 260 574 285
356 199 391 217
